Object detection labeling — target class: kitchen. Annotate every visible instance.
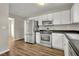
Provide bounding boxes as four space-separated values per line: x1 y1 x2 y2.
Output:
0 3 78 56
23 3 79 56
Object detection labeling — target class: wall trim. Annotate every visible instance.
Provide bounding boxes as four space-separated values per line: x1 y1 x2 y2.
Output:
0 49 10 55
15 38 24 41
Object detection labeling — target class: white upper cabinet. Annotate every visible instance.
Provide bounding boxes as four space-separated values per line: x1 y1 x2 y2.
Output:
70 6 73 23
47 14 53 21
53 10 71 25
60 10 71 24
37 16 42 26
30 10 71 25
71 4 79 23
53 12 61 25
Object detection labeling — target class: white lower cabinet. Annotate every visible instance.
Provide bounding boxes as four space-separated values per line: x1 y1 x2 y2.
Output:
36 32 40 44
63 35 69 56
52 33 64 50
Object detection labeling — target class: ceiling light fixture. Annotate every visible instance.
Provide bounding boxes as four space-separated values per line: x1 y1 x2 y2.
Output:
38 3 45 5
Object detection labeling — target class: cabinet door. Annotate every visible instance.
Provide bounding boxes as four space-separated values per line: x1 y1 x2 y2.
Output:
61 10 71 24
36 32 40 44
72 4 79 23
38 20 42 26
71 7 73 23
63 35 69 56
53 12 61 25
52 33 63 50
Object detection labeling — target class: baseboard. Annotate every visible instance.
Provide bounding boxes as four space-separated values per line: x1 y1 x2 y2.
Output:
19 38 24 40
0 49 10 55
15 38 24 41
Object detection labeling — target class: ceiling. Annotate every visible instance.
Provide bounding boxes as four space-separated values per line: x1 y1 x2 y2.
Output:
9 3 73 18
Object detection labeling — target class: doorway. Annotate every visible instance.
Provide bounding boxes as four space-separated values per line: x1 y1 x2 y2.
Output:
9 17 14 40
8 17 15 55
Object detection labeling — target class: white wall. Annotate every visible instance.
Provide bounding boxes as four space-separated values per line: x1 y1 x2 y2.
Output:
0 4 9 52
9 14 24 40
14 15 24 40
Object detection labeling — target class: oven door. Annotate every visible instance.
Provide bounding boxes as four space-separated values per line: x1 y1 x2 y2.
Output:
41 34 50 41
40 34 52 48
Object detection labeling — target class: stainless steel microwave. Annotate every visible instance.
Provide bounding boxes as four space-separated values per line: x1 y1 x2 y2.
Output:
42 20 53 25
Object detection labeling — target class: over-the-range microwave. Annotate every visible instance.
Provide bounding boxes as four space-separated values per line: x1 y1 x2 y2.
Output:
42 20 53 25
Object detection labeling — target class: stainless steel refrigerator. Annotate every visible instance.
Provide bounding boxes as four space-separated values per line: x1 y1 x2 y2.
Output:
24 19 38 43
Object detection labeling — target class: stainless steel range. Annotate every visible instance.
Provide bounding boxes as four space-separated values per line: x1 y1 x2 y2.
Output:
40 30 52 48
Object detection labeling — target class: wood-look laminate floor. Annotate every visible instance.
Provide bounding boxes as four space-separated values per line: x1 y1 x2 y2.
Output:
1 39 64 56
